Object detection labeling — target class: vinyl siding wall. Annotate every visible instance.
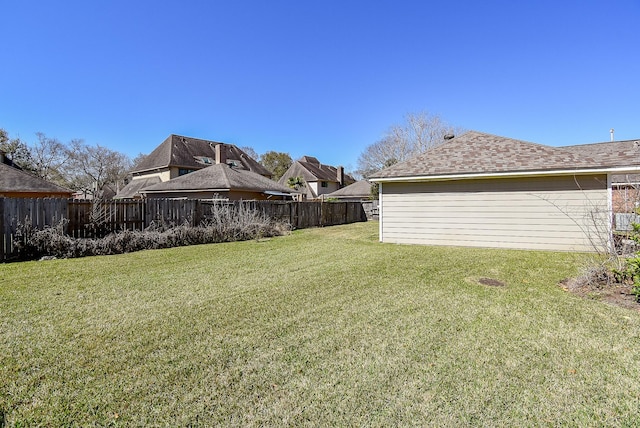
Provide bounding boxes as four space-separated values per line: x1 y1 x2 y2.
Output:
308 181 340 198
379 175 610 252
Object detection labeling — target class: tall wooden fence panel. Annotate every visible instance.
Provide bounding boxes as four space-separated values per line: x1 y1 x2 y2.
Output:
1 198 68 261
1 198 367 261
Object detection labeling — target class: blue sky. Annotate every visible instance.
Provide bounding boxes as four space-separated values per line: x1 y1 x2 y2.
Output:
2 0 639 171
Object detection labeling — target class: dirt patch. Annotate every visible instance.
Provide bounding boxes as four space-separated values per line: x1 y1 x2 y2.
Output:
478 277 506 287
560 278 640 312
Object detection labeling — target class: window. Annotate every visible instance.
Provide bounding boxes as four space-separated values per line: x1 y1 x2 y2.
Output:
321 181 328 188
179 168 195 176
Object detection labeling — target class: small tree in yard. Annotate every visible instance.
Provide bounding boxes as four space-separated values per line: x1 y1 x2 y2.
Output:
287 176 305 190
610 221 640 301
563 176 640 303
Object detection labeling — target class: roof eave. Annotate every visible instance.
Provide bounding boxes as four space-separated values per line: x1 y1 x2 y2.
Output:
142 188 230 194
370 166 640 183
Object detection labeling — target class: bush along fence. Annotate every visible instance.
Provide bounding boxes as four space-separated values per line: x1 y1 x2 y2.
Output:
0 198 367 261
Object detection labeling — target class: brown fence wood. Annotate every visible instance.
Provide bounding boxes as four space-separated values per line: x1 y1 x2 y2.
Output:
1 198 367 261
0 198 5 262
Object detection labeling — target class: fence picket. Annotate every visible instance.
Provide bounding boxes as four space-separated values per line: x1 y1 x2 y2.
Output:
0 198 367 261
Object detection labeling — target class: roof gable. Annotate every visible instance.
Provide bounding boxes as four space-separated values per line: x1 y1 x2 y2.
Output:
278 156 356 184
113 176 162 199
325 180 372 198
370 131 640 179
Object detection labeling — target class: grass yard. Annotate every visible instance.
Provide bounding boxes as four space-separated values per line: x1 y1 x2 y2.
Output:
2 221 640 426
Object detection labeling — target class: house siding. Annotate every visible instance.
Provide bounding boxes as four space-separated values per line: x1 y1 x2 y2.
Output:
379 175 610 252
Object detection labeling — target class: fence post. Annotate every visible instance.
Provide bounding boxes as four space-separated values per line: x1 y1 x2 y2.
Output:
0 198 4 261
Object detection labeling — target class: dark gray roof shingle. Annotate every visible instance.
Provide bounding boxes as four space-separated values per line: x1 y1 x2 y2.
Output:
370 131 640 179
135 134 272 177
325 180 372 198
278 156 356 184
141 164 295 195
113 176 162 199
0 163 72 194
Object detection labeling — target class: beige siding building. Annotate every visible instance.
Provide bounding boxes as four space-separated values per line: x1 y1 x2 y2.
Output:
371 131 640 252
115 135 272 199
277 156 355 200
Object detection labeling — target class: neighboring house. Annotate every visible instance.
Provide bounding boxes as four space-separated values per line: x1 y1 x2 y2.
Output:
277 156 355 200
0 151 72 198
115 134 272 199
561 141 640 215
325 179 379 220
324 180 373 201
609 174 640 214
369 131 640 252
140 163 296 200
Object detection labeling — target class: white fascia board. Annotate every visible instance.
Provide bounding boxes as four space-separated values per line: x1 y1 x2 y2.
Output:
370 166 640 183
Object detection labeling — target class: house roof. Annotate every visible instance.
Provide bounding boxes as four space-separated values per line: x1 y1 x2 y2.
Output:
369 131 640 180
113 176 162 199
563 139 640 167
325 180 372 199
0 163 72 195
140 163 296 195
134 134 272 177
611 174 640 185
277 156 356 185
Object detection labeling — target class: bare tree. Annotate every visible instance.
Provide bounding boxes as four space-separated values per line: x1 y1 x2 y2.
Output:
357 112 464 178
131 152 149 170
240 146 259 160
30 133 69 183
63 140 132 199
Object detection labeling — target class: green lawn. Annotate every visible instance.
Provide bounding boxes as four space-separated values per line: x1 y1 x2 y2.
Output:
2 222 640 426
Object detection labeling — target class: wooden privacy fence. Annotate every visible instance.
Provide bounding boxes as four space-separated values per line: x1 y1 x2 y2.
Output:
0 198 367 261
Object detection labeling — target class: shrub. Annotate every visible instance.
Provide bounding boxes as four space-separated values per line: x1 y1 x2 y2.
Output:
13 204 290 260
610 223 640 302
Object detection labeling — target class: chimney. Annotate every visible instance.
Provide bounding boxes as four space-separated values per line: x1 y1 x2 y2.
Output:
337 166 344 186
0 150 5 165
215 144 227 165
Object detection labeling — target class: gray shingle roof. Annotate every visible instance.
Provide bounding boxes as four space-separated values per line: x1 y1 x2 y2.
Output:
135 134 272 177
0 163 72 195
325 180 372 198
140 164 295 195
278 156 356 185
113 176 162 199
369 131 640 179
562 139 640 167
611 174 640 185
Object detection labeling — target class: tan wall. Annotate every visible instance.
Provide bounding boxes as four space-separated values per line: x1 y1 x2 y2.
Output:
379 175 610 252
309 181 340 198
134 170 172 182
